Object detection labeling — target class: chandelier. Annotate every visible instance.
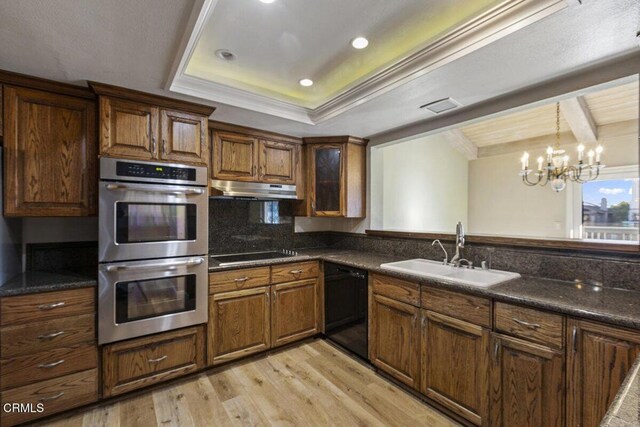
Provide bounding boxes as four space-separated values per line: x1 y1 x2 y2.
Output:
519 102 604 192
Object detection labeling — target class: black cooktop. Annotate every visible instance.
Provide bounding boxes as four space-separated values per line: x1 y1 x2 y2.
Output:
210 251 297 265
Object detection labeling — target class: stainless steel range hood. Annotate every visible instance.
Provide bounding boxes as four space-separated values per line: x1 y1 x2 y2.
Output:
210 180 298 200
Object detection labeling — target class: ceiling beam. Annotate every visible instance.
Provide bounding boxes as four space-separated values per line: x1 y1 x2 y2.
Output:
559 96 598 143
441 129 478 160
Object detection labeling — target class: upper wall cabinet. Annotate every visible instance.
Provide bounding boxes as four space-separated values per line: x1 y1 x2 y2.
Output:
90 82 214 166
210 122 303 192
3 85 97 216
296 136 367 218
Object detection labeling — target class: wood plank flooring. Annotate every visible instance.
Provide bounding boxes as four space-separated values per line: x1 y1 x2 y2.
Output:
39 339 459 427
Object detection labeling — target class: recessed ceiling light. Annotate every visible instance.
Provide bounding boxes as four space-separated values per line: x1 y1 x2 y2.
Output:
259 0 276 3
299 78 313 87
351 37 369 49
420 97 461 114
215 49 236 61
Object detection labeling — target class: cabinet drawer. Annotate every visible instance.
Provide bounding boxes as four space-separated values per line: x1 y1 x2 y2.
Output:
0 368 98 426
1 344 97 390
495 302 564 348
271 261 319 284
0 288 95 326
372 274 420 307
209 267 271 294
0 314 95 358
421 287 491 328
102 326 204 397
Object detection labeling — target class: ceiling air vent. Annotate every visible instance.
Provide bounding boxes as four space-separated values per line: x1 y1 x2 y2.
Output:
420 97 461 114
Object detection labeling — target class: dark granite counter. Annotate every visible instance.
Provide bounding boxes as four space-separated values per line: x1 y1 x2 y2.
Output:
0 271 97 297
602 355 640 426
210 248 640 330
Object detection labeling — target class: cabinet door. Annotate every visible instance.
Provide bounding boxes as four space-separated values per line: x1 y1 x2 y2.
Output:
208 287 270 366
99 97 159 160
160 109 208 166
370 294 420 389
490 333 564 427
212 131 259 181
421 310 489 426
4 86 97 216
258 139 298 184
310 144 343 216
271 279 318 348
567 318 640 427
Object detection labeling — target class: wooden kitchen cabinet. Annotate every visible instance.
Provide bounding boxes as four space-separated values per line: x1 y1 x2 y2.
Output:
212 130 259 181
208 287 271 366
91 82 214 166
421 310 490 426
490 333 564 427
297 136 367 218
271 278 319 348
102 325 205 397
3 85 97 216
210 123 302 188
567 318 640 427
370 293 420 389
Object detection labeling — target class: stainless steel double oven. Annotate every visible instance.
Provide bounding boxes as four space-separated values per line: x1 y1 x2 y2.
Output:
98 157 208 344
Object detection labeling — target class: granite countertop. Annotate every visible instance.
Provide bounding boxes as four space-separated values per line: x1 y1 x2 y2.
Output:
602 355 640 427
0 271 97 297
210 248 640 330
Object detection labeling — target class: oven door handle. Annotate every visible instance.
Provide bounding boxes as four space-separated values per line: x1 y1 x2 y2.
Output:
105 183 205 196
106 257 205 272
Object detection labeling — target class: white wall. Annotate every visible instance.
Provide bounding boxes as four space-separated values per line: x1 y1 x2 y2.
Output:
374 134 469 233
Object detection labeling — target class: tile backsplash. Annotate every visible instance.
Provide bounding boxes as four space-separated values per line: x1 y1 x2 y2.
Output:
209 199 294 254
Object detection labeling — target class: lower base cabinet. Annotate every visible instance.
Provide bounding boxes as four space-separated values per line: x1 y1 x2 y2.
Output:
490 333 564 427
102 326 205 397
567 318 640 427
370 294 420 389
421 310 490 426
208 287 271 366
271 279 319 348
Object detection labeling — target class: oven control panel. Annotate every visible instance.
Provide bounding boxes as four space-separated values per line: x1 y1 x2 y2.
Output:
116 161 196 181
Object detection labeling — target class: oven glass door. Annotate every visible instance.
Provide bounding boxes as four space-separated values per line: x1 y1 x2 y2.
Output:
115 274 196 323
116 203 197 244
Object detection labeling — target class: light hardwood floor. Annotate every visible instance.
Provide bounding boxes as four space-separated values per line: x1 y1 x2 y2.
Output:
40 339 459 427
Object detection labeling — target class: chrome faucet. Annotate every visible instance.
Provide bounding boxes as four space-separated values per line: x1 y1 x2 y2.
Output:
431 239 448 265
450 221 465 266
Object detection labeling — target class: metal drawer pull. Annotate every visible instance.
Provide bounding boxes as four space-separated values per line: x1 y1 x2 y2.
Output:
38 331 65 340
289 270 303 274
39 392 65 402
512 318 541 329
148 355 168 364
38 359 65 369
234 277 250 282
38 302 66 310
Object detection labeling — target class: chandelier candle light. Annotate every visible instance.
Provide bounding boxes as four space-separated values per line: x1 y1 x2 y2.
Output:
519 102 604 192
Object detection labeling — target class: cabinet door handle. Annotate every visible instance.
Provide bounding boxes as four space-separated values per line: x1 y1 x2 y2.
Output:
289 270 303 274
253 165 257 176
421 316 426 328
163 139 167 155
266 292 270 303
38 331 65 340
152 137 157 153
39 392 65 402
512 318 541 329
259 166 263 176
148 355 168 364
234 277 250 283
38 359 65 369
38 302 65 311
493 341 500 361
572 326 578 353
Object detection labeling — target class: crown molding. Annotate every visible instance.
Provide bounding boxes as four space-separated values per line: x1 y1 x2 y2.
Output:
168 0 567 125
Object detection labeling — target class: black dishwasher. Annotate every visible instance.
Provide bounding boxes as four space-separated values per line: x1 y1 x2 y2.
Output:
324 262 368 359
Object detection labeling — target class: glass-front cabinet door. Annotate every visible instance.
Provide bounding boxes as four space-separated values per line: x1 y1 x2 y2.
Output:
311 144 343 216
